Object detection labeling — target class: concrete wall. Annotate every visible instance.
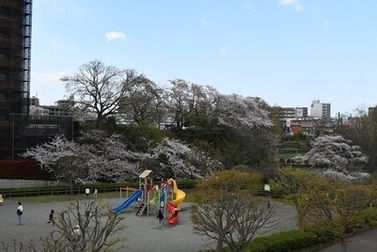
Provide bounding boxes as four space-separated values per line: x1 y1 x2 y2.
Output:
0 179 56 188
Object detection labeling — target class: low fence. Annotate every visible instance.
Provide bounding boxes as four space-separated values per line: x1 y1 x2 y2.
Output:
0 183 134 198
0 180 196 199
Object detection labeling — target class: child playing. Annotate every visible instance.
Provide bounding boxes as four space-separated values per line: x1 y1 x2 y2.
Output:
47 209 55 225
157 209 164 225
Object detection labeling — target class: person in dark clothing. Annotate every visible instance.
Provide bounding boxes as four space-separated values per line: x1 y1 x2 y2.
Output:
157 209 164 225
17 202 23 225
47 209 55 225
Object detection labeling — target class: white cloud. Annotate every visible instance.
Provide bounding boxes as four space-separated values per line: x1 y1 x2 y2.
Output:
219 46 228 55
105 31 128 42
279 0 299 5
294 5 303 11
202 20 210 28
278 0 303 11
324 19 329 27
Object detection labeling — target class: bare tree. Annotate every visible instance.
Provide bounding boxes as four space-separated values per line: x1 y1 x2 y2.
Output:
118 71 163 126
337 108 377 173
165 79 193 128
164 79 221 128
41 200 125 252
61 60 127 125
191 170 278 252
1 240 37 252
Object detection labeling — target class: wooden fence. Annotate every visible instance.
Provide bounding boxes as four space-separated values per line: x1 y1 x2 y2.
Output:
0 184 129 198
0 180 196 198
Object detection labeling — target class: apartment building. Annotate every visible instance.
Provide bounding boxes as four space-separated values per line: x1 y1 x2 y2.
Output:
310 100 331 122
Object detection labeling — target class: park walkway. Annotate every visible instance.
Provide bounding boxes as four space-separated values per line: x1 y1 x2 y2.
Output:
2 196 377 251
0 197 298 251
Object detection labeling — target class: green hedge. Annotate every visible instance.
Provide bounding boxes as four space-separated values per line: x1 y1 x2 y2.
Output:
303 207 377 243
247 230 318 252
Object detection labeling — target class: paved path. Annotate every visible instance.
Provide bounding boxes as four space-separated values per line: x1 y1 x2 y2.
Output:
3 196 377 252
319 228 377 252
0 197 298 251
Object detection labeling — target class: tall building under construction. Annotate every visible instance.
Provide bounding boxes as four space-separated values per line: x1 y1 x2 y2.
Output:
0 0 31 115
0 0 73 160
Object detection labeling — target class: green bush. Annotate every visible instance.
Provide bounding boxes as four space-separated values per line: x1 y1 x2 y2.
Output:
249 230 318 252
302 207 377 244
353 207 377 229
244 241 268 252
302 220 337 243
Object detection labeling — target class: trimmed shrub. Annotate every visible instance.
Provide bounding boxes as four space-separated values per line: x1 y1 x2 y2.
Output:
302 220 337 243
250 230 318 252
353 207 377 230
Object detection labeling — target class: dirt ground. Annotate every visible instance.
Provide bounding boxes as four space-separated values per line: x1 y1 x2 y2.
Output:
0 197 298 252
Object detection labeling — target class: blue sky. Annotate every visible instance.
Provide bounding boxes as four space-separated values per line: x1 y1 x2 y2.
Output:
30 0 377 117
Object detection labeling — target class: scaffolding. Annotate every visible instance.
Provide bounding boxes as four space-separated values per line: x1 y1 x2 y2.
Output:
0 1 74 160
7 113 74 160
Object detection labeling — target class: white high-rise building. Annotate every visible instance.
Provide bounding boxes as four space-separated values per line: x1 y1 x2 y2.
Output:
310 100 331 121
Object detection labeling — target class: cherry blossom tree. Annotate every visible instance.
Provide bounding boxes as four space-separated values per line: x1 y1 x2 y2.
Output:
216 94 272 131
22 131 222 182
150 137 223 179
21 135 79 172
164 85 276 168
21 133 141 183
78 130 144 181
292 135 368 175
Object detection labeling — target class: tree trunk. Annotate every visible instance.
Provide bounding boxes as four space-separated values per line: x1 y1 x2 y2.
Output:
215 238 223 252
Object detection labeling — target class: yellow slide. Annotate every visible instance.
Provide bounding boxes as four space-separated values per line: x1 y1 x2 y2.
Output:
167 178 186 209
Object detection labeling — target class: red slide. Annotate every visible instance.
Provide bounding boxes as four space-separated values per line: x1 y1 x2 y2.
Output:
166 202 179 225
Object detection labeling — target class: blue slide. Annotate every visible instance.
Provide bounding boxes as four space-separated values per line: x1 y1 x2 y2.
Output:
113 189 142 213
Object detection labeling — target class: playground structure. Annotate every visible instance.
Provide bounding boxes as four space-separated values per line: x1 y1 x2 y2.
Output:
165 178 186 224
113 170 186 225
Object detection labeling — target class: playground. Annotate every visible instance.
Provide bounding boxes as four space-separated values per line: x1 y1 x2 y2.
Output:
113 170 185 225
0 170 216 251
0 170 300 251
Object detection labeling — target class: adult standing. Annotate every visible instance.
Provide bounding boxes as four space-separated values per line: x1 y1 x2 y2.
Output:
17 202 23 225
85 188 90 198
